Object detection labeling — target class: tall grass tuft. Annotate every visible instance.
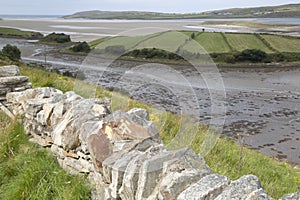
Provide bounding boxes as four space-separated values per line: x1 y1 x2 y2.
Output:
0 113 91 200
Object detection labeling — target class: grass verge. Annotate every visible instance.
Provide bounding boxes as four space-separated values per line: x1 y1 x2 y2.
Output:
0 60 299 199
0 112 91 199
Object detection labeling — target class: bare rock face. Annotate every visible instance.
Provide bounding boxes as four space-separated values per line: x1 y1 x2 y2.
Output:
0 65 20 77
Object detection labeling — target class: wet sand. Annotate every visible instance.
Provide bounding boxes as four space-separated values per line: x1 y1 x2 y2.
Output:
0 18 299 42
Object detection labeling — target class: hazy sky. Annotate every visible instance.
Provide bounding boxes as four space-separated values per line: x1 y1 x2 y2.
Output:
0 0 299 15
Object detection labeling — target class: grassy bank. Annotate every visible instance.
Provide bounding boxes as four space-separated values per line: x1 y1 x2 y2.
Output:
0 112 91 199
0 27 43 40
11 62 299 199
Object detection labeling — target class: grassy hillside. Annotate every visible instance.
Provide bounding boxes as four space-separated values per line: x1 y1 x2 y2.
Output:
63 4 300 19
0 27 43 39
0 58 297 198
63 10 203 20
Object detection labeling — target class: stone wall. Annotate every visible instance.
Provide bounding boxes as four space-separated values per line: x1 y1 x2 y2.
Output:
0 65 31 101
1 65 299 200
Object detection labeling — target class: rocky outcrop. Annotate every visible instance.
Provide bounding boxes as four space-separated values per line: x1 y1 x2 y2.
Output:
1 65 298 200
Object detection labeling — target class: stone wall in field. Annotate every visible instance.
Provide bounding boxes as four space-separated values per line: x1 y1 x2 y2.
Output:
1 65 299 200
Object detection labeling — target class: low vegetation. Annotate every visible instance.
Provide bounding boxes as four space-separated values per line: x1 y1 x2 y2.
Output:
71 42 91 53
0 27 43 39
225 33 274 53
261 34 300 53
0 44 21 61
0 112 91 199
39 32 71 44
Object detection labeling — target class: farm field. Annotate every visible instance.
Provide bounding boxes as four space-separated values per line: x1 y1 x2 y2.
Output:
261 34 300 52
223 33 274 53
89 31 300 56
194 32 231 53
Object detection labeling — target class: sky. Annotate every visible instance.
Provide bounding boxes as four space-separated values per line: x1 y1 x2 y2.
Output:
0 0 299 15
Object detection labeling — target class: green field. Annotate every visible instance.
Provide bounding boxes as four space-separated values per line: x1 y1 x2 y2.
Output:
262 34 300 52
224 33 274 53
193 32 231 53
66 30 300 63
90 31 300 55
0 27 42 39
135 31 187 52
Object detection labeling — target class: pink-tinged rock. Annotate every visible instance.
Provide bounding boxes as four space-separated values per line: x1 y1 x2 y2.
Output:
101 117 159 142
88 132 113 171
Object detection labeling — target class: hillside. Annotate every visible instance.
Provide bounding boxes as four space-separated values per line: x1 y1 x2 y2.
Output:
63 10 201 20
203 3 300 18
63 3 300 19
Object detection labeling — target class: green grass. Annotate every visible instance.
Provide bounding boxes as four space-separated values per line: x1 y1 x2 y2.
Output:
224 33 275 53
0 112 91 200
16 62 300 199
203 138 300 199
261 34 300 53
135 31 187 52
193 32 231 53
93 35 148 50
0 27 42 39
88 36 111 49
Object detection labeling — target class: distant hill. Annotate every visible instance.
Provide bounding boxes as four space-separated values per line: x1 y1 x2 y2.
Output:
63 11 200 20
63 4 300 19
203 3 300 18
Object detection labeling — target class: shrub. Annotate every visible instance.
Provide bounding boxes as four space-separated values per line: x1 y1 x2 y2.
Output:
71 42 91 53
40 32 71 43
1 44 21 61
235 49 269 63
